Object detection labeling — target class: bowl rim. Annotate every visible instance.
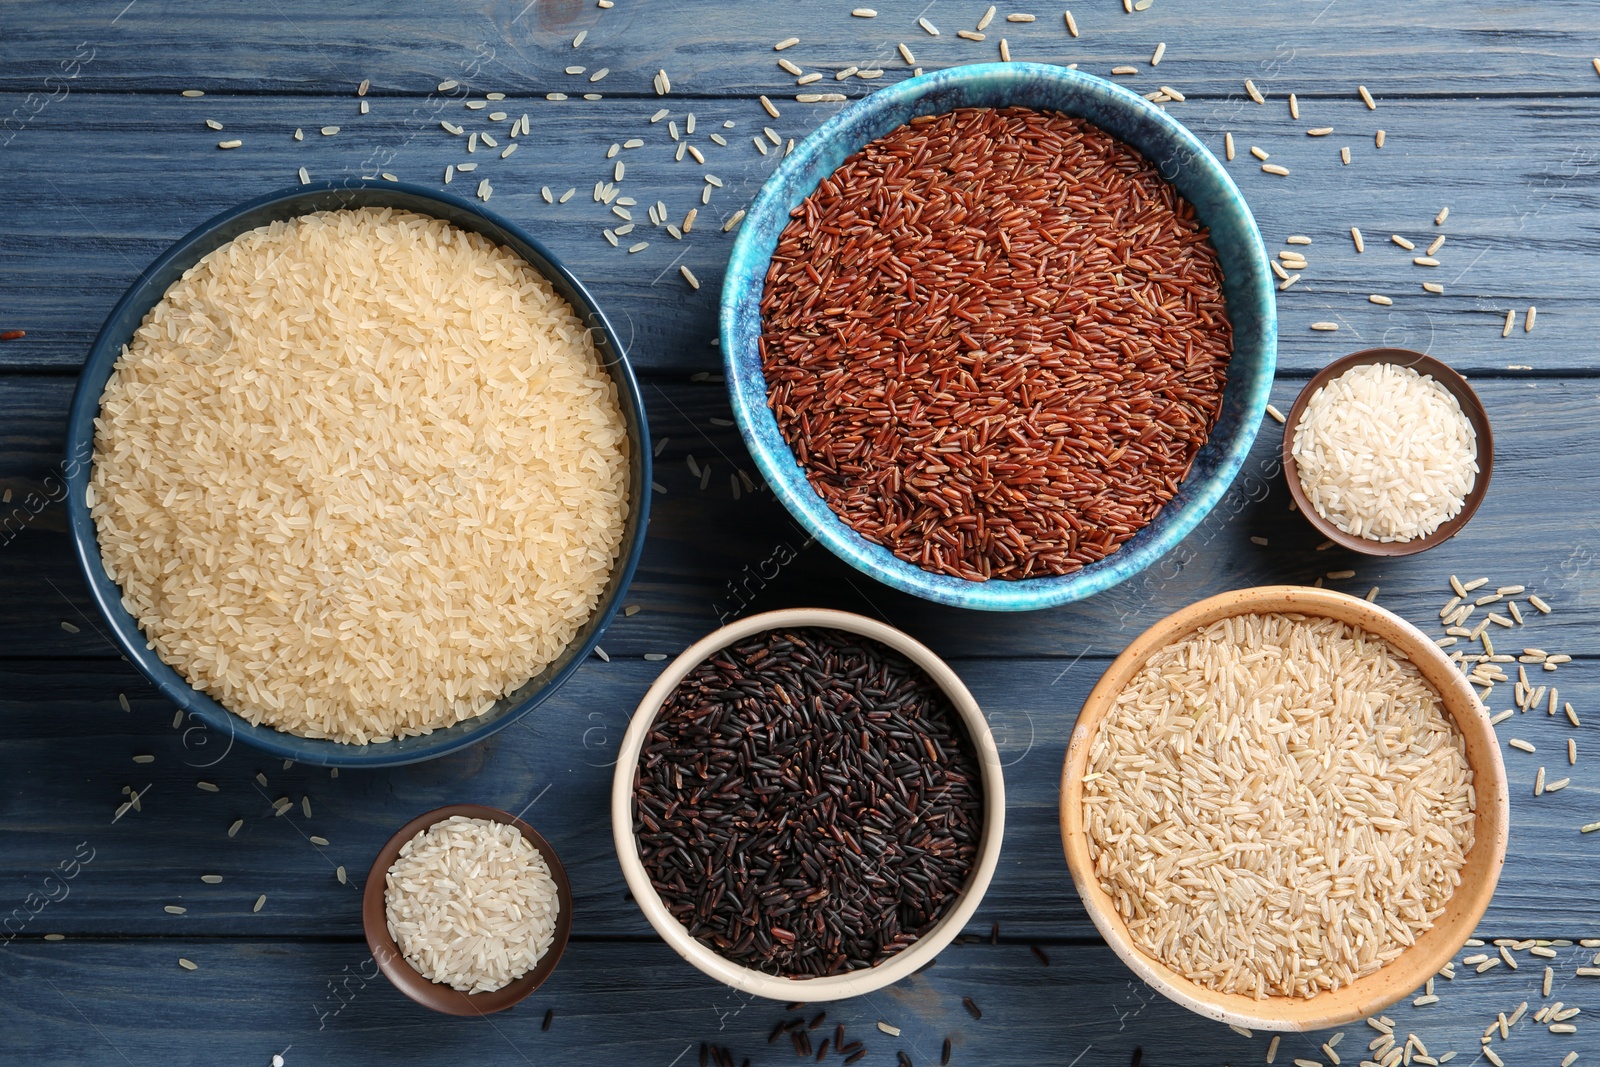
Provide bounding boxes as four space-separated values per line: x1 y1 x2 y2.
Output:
609 607 1006 1001
62 178 651 767
361 803 573 1016
1059 585 1511 1032
720 61 1277 611
1281 347 1494 556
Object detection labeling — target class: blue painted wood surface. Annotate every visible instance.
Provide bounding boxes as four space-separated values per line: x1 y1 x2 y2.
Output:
2 1 1599 1064
4 95 1599 376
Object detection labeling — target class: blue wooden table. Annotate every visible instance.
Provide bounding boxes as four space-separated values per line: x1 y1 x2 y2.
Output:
3 2 1599 1064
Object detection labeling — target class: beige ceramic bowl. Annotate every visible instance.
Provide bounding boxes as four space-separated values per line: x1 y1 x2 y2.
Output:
1060 585 1510 1032
612 607 1006 1001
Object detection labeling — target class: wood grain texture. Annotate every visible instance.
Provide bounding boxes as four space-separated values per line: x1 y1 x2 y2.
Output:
2 93 1599 374
4 0 1600 96
2 375 1596 661
0 654 1592 943
3 2 1600 1062
2 936 1593 1066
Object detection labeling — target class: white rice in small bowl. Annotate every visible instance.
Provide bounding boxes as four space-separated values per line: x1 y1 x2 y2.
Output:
384 815 561 994
1290 361 1478 543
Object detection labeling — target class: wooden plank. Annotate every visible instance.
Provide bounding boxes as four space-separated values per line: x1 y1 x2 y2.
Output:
3 92 1600 374
1 5 1596 1061
1 935 1592 1067
4 0 1600 96
2 374 1597 662
0 653 1592 941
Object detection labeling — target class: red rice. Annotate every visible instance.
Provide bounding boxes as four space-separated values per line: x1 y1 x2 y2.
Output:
759 108 1232 581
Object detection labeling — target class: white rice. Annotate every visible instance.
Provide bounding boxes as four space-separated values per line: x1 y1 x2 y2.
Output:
1083 612 1475 1000
385 815 560 993
1292 362 1477 542
90 207 630 744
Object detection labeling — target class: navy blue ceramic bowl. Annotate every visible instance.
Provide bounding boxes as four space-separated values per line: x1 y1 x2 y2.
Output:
64 180 651 767
721 63 1276 611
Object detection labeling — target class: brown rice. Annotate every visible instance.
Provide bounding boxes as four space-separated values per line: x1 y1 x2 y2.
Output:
1083 612 1475 999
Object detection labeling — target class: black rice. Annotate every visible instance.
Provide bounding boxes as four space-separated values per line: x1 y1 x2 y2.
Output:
633 627 983 978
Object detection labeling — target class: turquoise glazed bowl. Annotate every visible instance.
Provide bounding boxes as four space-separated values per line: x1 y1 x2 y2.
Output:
65 180 651 767
721 63 1276 611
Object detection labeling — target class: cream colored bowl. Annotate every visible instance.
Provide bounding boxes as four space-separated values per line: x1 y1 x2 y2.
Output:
1060 586 1510 1032
612 607 1006 1001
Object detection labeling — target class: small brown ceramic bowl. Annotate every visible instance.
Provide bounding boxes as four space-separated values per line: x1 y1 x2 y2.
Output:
1060 586 1510 1032
1281 347 1493 556
362 804 573 1016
